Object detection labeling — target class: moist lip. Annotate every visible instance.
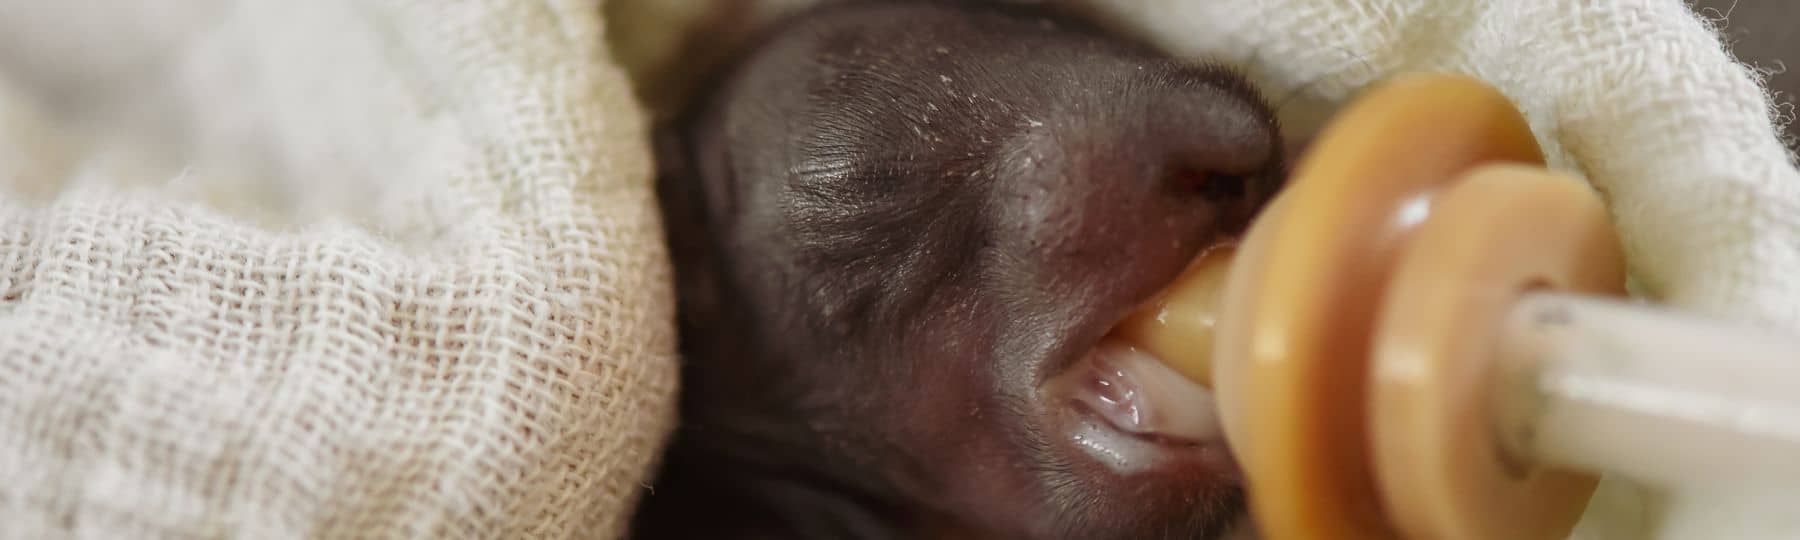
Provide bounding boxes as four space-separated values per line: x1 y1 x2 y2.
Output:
1044 339 1237 475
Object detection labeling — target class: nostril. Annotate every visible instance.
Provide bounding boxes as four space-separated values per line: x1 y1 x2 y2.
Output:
1169 166 1248 201
1165 161 1282 237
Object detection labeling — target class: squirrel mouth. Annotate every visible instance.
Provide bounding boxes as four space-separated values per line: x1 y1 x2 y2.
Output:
1043 339 1236 475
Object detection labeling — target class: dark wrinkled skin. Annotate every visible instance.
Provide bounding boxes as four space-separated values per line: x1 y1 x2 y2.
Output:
632 1 1285 538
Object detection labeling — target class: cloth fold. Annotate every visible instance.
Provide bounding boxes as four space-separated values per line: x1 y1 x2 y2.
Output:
1 1 678 538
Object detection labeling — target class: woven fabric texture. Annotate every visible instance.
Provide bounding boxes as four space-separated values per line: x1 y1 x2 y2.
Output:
0 1 677 539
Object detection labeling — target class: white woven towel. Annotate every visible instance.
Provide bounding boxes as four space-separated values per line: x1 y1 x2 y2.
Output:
0 1 678 539
610 0 1800 538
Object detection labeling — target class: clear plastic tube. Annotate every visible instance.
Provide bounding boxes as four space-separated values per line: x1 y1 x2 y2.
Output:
1492 291 1800 490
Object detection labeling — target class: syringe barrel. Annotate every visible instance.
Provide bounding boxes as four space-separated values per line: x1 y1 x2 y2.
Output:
1493 292 1800 490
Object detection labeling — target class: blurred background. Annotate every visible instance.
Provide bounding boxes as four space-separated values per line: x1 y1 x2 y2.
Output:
1691 0 1799 151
